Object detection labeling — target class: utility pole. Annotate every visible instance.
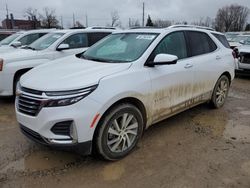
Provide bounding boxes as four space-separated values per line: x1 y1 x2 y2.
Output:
142 2 145 27
60 16 63 29
85 14 88 27
73 13 75 27
6 4 9 19
129 18 131 28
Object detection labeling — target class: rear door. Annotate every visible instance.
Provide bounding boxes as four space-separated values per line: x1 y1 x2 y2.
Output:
185 31 220 100
148 31 194 123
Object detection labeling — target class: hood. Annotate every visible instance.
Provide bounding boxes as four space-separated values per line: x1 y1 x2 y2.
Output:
0 46 16 54
20 55 132 91
0 49 42 63
238 45 250 53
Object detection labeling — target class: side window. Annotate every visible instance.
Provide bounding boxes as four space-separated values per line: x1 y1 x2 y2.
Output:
153 32 188 60
18 33 43 45
212 33 231 49
61 33 88 49
187 31 217 57
88 32 111 46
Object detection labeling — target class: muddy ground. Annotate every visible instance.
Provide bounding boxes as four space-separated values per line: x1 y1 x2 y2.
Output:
0 77 250 188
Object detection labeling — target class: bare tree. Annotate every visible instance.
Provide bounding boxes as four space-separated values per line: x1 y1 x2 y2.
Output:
110 11 120 27
215 4 249 32
24 7 39 21
191 17 213 28
75 21 85 28
40 7 59 28
154 19 172 27
129 18 140 27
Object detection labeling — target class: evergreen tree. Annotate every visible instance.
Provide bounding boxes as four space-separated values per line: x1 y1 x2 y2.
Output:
146 15 153 27
245 24 250 31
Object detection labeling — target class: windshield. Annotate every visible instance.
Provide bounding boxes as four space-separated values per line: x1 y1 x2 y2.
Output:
0 33 21 45
82 33 158 63
28 33 64 50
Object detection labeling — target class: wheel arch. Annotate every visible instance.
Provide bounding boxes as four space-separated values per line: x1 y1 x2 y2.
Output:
13 68 32 93
92 97 147 146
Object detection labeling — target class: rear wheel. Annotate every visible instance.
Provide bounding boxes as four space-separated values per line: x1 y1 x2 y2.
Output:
210 75 230 108
95 103 144 161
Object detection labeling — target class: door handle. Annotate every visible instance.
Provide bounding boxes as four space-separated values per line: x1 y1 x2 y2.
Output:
184 64 193 69
216 56 221 60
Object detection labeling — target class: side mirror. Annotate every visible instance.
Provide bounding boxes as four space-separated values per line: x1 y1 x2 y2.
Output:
57 43 70 51
10 41 22 48
239 40 245 45
153 54 178 65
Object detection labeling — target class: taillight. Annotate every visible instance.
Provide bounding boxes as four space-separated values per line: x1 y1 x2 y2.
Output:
232 51 236 59
0 58 3 71
232 48 239 59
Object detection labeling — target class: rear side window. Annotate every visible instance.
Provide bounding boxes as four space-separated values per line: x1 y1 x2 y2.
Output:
187 31 217 57
88 32 111 46
152 31 188 60
212 33 231 49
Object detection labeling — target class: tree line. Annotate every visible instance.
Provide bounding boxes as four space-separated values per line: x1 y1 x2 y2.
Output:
24 4 249 31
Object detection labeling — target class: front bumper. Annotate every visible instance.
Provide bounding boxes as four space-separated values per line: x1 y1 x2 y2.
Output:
16 96 102 152
20 124 92 155
0 72 14 96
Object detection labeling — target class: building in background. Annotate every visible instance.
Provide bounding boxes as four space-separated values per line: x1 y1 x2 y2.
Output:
2 14 41 30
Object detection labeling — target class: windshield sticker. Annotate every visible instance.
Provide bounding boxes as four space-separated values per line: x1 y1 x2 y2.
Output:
52 35 62 39
136 35 155 40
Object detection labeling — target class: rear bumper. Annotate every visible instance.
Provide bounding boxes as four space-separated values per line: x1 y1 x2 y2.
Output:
20 124 92 155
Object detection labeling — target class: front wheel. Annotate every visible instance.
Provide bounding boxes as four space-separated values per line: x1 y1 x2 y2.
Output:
95 103 144 161
210 75 230 108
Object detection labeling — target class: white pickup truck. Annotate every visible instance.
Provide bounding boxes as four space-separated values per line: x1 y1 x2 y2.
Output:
0 29 54 53
0 28 114 96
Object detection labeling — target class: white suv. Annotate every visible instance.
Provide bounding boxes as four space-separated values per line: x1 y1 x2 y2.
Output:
0 28 113 96
16 26 235 160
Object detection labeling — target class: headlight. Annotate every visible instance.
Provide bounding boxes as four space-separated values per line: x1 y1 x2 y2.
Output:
0 58 3 71
43 85 98 107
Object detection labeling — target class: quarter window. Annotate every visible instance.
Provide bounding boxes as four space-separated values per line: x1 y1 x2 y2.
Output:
61 33 88 49
153 32 188 60
187 31 217 56
212 33 230 49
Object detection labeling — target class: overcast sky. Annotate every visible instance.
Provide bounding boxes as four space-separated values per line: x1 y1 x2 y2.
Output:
0 0 249 28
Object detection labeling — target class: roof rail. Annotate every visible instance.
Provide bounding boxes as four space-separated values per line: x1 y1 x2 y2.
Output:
168 25 215 31
86 26 117 30
129 26 163 29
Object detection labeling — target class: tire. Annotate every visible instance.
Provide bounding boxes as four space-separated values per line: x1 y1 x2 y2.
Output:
95 103 144 161
210 75 230 108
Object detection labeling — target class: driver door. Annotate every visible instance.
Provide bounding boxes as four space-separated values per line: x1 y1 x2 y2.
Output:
148 31 194 123
53 33 88 59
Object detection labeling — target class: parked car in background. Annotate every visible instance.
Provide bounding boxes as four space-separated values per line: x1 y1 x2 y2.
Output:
234 38 250 74
228 35 250 49
16 25 235 160
0 30 17 41
0 29 54 54
0 28 114 96
225 32 241 42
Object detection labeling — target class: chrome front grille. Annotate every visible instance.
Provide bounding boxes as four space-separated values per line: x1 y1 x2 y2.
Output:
17 92 43 116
